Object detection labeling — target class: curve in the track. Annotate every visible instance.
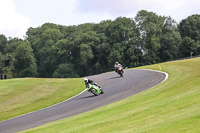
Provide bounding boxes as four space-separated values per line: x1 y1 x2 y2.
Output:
0 69 167 133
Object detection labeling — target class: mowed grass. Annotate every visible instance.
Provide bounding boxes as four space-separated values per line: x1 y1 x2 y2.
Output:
21 57 200 133
0 78 85 121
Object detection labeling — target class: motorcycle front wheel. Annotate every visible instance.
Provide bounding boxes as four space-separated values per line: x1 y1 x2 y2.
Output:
119 71 123 77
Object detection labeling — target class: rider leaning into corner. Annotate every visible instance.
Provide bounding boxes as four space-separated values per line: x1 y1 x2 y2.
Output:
84 78 103 91
114 61 122 72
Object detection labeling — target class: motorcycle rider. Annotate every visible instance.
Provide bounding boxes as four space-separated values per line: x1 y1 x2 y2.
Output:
114 61 122 72
84 78 103 93
84 78 94 88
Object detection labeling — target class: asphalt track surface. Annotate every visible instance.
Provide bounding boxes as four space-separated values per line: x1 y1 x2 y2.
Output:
0 69 167 133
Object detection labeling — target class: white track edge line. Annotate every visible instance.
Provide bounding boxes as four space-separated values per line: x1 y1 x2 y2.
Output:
1 69 168 122
138 69 169 83
1 89 87 122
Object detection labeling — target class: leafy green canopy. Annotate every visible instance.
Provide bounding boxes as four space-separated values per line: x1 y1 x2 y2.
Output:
0 11 200 78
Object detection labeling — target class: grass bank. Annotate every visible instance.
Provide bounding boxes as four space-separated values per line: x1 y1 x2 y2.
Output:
21 57 200 133
0 78 85 121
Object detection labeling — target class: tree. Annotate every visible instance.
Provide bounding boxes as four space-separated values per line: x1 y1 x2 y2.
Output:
94 39 111 73
67 30 100 76
179 15 200 42
159 16 181 61
76 43 94 76
0 53 4 74
27 23 63 77
53 63 78 78
0 37 17 78
51 39 72 65
0 35 7 74
179 37 198 58
135 10 164 64
159 31 181 61
178 15 200 56
106 17 141 68
14 41 38 77
93 21 112 73
108 43 124 67
0 34 7 54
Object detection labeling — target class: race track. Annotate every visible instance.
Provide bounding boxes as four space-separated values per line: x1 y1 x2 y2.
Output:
0 69 167 133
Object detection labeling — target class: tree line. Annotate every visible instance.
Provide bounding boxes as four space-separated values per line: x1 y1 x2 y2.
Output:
0 10 200 78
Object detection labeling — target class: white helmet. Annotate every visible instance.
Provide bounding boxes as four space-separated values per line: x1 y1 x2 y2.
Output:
84 78 88 83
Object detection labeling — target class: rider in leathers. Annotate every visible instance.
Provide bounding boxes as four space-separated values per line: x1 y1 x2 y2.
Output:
114 61 122 72
84 78 103 93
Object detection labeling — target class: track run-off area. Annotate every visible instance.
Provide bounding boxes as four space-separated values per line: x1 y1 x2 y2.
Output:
0 69 168 133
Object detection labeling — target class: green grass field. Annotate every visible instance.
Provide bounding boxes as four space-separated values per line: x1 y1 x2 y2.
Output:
0 78 85 121
20 57 200 133
1 58 200 132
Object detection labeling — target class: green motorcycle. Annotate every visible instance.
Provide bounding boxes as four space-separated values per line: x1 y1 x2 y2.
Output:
87 83 104 96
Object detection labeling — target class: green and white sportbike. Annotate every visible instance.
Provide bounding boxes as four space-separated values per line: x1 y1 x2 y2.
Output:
86 83 104 96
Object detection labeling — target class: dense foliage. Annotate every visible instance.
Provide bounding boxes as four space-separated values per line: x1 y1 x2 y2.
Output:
0 10 200 78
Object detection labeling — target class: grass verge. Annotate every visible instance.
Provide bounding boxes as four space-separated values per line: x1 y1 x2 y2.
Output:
20 57 200 133
0 78 85 121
